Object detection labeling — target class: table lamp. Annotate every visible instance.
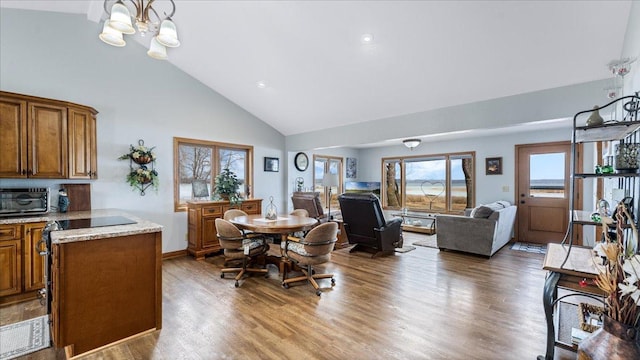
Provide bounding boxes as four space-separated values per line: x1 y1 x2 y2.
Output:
322 172 339 220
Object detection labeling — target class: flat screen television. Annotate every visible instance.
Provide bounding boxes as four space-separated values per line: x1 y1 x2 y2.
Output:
344 181 381 197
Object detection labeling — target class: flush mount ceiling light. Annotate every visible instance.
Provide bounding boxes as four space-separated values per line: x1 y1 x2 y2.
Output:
361 33 374 44
403 139 421 150
256 81 267 89
98 0 180 60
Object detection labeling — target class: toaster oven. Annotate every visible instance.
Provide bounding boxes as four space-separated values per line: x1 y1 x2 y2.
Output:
0 188 50 217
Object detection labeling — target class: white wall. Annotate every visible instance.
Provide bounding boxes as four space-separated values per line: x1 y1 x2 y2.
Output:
622 1 640 94
0 9 286 253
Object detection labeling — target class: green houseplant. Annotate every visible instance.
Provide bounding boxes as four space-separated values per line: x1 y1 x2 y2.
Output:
214 168 242 205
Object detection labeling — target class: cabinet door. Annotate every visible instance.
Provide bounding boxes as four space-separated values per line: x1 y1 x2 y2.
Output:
0 239 22 297
0 96 27 178
28 102 68 178
68 107 95 179
24 223 45 291
202 216 220 249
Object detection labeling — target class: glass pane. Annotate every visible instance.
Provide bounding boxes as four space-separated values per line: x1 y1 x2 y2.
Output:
178 144 212 202
530 153 565 198
328 159 341 208
219 148 247 197
383 160 402 208
450 156 473 211
405 158 446 211
314 159 325 205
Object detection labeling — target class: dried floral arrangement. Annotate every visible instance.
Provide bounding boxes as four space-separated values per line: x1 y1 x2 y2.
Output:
594 203 640 327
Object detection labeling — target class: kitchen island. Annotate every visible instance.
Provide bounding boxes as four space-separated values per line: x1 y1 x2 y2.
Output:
0 209 163 358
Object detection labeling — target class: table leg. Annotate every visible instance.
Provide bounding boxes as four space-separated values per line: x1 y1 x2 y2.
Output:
538 271 560 360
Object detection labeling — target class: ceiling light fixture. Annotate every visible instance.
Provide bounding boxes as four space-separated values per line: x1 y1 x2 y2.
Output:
403 139 421 150
361 33 374 44
98 0 180 60
256 81 267 89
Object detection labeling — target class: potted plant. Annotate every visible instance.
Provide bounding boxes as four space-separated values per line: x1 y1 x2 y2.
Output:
118 143 156 164
214 168 242 205
125 165 159 192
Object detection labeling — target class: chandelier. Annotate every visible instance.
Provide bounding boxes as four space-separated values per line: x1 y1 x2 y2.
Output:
99 0 180 60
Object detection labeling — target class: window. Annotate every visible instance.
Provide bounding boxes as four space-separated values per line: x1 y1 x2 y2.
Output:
173 137 253 211
382 152 474 213
529 152 566 198
313 155 343 209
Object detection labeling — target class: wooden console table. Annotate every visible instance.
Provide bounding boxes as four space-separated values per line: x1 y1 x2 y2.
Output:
538 243 604 360
186 199 262 259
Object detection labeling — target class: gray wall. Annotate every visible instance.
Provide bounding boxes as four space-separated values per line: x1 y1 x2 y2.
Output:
0 9 285 253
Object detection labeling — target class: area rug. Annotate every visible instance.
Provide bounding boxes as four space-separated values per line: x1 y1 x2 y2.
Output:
0 315 50 360
395 245 416 253
412 235 438 249
510 242 547 254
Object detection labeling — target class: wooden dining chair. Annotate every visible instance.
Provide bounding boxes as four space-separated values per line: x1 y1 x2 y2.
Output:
282 222 338 296
223 209 248 220
215 218 269 288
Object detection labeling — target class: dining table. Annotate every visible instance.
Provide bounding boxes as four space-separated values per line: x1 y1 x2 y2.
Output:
229 214 319 275
230 214 318 237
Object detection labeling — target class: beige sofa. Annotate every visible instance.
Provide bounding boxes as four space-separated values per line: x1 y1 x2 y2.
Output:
435 201 517 257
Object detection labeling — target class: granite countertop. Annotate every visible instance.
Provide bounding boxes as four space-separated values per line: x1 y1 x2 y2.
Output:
0 209 163 244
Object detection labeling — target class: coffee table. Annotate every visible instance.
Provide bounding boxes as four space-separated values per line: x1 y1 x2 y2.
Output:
391 212 437 235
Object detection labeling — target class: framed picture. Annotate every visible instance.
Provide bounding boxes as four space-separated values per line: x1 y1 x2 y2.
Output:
264 157 279 172
486 157 502 175
346 157 357 178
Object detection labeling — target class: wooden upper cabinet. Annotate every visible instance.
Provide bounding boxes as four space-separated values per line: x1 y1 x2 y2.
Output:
28 102 68 178
68 106 98 179
0 96 27 177
0 91 98 179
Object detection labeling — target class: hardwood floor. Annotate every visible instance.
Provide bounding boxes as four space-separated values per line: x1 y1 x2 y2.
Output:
4 232 577 359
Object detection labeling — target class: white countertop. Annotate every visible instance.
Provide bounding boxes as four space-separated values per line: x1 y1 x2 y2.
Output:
0 209 163 244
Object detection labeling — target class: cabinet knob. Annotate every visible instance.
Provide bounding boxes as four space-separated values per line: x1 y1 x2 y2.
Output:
520 200 526 204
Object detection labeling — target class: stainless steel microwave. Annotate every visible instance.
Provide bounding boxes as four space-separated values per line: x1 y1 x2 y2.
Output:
0 188 50 217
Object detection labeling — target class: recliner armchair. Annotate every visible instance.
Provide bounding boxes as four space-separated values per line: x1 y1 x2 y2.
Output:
338 193 403 257
291 192 328 223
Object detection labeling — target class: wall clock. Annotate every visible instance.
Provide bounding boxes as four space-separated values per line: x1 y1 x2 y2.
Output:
294 152 309 171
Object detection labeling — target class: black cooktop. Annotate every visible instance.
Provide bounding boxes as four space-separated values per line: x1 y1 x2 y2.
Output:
58 216 137 230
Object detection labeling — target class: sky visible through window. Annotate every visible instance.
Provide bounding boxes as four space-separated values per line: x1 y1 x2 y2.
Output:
530 153 565 180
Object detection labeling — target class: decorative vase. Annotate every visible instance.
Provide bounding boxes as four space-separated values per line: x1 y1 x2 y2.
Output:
265 196 277 220
614 141 640 173
577 316 640 360
586 105 604 127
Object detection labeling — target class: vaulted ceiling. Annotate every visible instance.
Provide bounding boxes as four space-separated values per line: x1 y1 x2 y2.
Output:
1 1 633 137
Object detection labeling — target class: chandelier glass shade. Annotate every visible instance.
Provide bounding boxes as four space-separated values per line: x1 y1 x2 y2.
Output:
403 139 421 150
99 0 180 60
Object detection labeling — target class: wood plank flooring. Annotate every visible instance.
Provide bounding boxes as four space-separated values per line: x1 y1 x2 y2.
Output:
3 232 577 359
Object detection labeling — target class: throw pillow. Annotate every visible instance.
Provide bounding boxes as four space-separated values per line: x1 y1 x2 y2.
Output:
471 205 494 218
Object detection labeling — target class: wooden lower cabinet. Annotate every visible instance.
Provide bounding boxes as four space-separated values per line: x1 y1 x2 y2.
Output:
187 199 262 259
23 223 45 291
0 222 45 303
51 231 162 356
0 225 22 296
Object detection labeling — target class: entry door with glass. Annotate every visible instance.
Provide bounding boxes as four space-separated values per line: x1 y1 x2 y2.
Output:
516 142 572 244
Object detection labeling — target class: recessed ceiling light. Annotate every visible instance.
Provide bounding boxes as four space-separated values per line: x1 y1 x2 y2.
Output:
361 33 374 44
256 81 266 89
